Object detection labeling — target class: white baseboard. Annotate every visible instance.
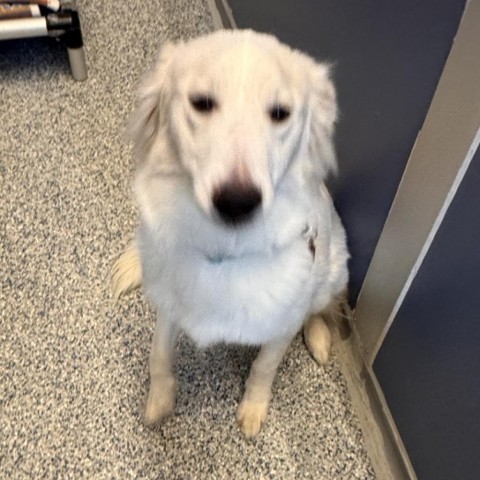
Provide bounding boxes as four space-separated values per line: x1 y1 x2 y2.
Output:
206 0 236 29
335 327 417 480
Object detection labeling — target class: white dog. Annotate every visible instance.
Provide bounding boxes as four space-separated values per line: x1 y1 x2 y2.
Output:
112 29 349 438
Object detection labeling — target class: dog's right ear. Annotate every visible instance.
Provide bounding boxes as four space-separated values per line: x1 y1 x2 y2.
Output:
127 43 177 161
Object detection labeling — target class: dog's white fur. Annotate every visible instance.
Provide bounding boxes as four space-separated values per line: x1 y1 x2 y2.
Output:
112 30 349 438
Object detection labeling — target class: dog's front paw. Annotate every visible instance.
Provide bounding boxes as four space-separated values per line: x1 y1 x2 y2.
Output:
236 399 269 438
143 379 176 427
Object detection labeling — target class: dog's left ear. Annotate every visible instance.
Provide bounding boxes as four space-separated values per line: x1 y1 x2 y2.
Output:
307 63 338 179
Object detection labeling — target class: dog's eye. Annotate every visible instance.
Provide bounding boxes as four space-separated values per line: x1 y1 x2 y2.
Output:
269 104 291 123
189 95 217 113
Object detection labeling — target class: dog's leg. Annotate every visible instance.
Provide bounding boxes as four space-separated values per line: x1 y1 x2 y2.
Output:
237 336 292 438
303 314 332 365
111 242 142 300
144 313 179 427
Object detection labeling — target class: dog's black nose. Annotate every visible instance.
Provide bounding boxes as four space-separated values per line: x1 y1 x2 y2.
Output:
213 184 262 224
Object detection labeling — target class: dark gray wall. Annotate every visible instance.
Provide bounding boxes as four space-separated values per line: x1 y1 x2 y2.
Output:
374 148 480 480
228 0 466 302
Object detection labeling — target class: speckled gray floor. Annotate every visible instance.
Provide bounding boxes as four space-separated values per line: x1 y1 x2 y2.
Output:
0 2 375 479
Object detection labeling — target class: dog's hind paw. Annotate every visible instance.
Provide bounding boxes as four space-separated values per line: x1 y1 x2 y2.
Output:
304 314 332 365
236 399 269 438
111 242 142 300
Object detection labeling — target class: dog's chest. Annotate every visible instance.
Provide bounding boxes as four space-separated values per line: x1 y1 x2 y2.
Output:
142 229 317 346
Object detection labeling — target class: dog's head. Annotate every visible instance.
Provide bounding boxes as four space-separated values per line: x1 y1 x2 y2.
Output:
130 30 337 225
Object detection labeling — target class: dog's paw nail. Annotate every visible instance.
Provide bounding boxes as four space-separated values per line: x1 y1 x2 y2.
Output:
308 342 330 365
236 400 268 438
313 350 330 365
144 401 174 427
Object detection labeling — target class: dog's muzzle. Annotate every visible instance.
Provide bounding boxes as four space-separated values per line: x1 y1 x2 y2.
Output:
213 184 262 225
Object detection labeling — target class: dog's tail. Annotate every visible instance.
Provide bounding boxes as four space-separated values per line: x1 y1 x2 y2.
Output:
111 242 143 300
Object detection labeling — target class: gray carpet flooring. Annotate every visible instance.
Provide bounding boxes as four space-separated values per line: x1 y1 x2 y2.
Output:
0 1 375 478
